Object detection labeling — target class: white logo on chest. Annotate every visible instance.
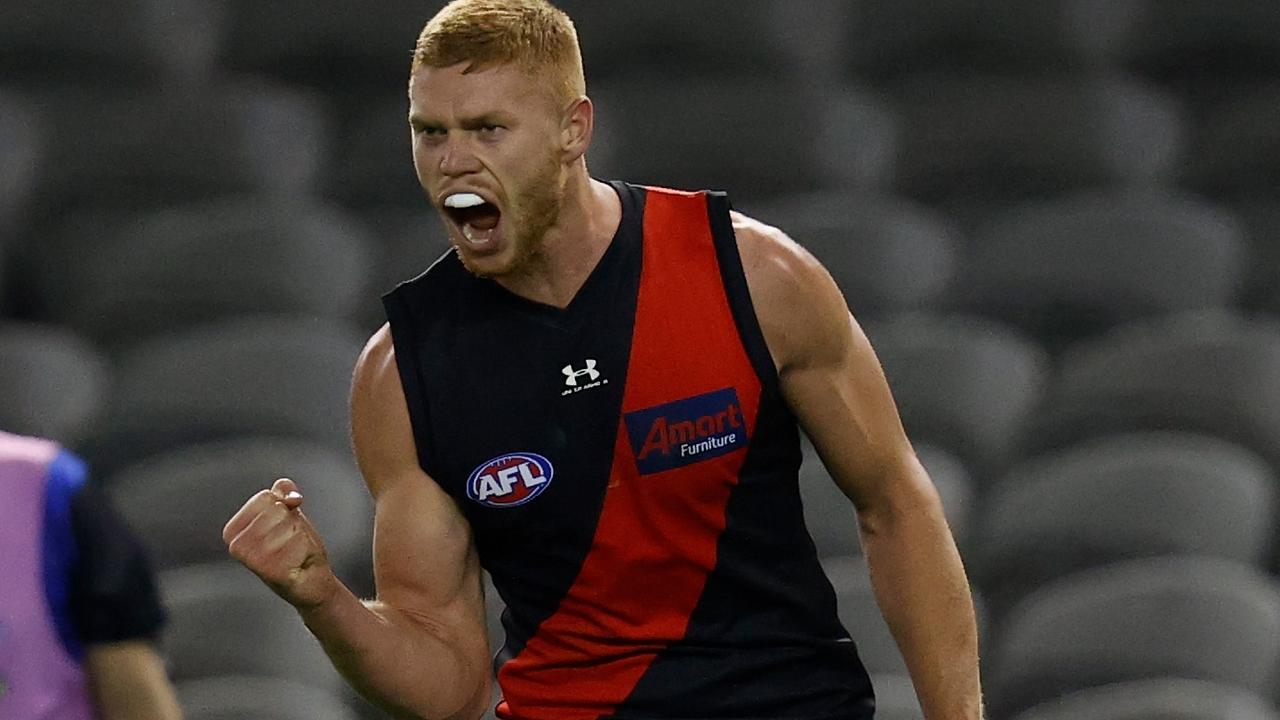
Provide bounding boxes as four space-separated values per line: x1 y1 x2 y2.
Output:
562 359 608 396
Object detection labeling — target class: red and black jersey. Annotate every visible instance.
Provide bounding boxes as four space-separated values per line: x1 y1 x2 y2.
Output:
383 182 875 720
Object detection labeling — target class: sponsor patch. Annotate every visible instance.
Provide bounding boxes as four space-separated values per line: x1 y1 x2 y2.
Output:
624 387 748 475
466 452 555 508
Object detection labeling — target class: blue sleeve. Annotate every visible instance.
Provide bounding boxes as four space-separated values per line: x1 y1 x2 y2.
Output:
43 449 88 661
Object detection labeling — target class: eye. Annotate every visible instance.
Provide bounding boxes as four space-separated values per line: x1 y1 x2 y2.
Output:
477 124 504 138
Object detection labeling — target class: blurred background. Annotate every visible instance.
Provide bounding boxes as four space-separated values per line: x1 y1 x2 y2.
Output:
4 1 1280 719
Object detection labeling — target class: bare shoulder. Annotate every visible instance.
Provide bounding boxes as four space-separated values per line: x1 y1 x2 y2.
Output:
730 211 851 374
349 323 419 497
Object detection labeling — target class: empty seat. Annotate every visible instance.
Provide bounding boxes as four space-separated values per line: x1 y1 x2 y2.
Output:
161 563 344 690
30 198 373 347
590 80 895 205
748 192 960 318
1011 677 1280 720
822 555 987 678
217 0 431 100
108 437 372 585
359 210 452 330
961 192 1246 348
843 0 1136 80
328 98 423 211
1024 312 1280 470
988 556 1280 719
862 314 1049 476
0 90 43 229
869 673 924 720
30 82 330 218
87 317 364 474
178 676 359 720
889 75 1183 208
1121 1 1280 84
1183 85 1280 199
801 438 974 558
1232 200 1280 313
974 432 1276 618
0 322 108 447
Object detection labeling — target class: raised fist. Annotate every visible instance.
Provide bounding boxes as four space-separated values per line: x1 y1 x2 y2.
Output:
223 477 336 608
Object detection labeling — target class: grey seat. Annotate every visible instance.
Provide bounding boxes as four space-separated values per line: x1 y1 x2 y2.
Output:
1120 1 1280 85
590 80 895 205
974 432 1276 619
961 192 1246 349
748 192 960 319
108 437 372 587
87 317 365 474
178 676 359 720
329 98 424 211
1023 312 1280 471
988 556 1280 719
888 75 1183 209
1232 200 1280 313
800 438 974 558
822 555 987 678
843 0 1136 80
31 82 329 218
1183 85 1280 199
862 314 1049 477
869 673 924 720
358 210 452 331
161 563 345 691
1011 678 1280 720
0 322 109 448
31 198 373 347
0 90 43 230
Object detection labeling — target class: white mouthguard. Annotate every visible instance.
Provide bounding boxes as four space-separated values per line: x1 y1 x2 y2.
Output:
444 192 486 209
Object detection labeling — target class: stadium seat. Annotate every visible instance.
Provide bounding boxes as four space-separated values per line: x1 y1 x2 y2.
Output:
1010 677 1280 720
28 198 373 347
216 0 431 101
1120 1 1280 85
358 210 452 330
974 432 1276 619
887 75 1184 211
987 556 1280 719
590 80 896 205
30 81 330 219
1232 200 1280 314
861 314 1049 477
800 438 974 558
161 563 345 691
178 676 359 720
0 322 108 448
107 437 372 585
1182 85 1280 199
960 192 1246 350
869 673 924 720
0 90 43 230
747 192 960 319
1023 312 1280 471
555 0 807 82
86 317 365 474
328 98 422 211
842 0 1136 80
822 555 987 678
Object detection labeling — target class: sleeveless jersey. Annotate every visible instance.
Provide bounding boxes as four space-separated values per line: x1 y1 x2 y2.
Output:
383 182 875 720
0 431 96 720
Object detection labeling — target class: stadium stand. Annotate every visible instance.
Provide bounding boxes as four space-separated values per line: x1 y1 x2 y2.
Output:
328 97 423 211
861 314 1049 478
25 198 373 348
0 321 108 448
1182 84 1280 199
178 676 360 720
748 192 960 319
1120 0 1280 86
987 556 1280 719
1010 677 1280 720
0 91 42 233
1233 200 1280 314
868 673 925 720
958 191 1246 350
974 432 1277 619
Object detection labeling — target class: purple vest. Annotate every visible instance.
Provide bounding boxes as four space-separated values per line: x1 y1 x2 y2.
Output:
0 431 96 720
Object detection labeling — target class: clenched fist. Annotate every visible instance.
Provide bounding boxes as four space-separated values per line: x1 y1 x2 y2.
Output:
223 477 337 609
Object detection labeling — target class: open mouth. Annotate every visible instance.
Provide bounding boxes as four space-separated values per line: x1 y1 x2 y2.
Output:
443 193 502 247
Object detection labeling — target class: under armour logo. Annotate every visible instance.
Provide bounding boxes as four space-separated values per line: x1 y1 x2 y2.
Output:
563 359 601 387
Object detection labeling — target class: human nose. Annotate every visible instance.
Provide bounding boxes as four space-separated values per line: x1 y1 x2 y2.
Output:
438 135 482 177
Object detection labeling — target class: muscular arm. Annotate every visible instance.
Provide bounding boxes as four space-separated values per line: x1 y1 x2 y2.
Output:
293 327 492 720
85 641 184 720
734 213 983 720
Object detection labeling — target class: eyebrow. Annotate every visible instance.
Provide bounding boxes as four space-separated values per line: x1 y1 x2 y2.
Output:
408 112 513 129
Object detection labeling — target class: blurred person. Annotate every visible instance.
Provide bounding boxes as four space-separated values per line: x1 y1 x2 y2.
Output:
0 430 184 720
223 1 983 719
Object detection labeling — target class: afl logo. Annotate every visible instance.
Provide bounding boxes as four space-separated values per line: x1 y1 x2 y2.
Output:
466 453 555 508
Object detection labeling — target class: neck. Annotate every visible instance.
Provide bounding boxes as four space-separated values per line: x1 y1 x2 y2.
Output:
493 167 621 309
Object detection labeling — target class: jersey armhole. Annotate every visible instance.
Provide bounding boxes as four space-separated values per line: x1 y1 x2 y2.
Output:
706 191 784 397
381 291 441 479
